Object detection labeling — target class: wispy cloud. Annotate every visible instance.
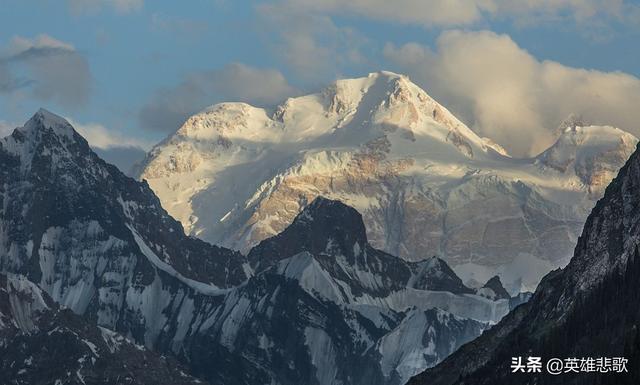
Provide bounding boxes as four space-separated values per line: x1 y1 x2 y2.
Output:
68 118 152 150
67 0 143 15
256 3 371 82
1 34 91 109
263 0 640 28
139 63 297 133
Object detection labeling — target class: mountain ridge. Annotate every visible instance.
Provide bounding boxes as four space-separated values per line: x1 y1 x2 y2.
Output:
408 139 640 385
138 71 638 292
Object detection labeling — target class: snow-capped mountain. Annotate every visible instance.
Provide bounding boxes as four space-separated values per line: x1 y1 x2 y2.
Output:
409 135 640 385
0 110 517 384
138 71 638 293
0 273 205 385
0 109 249 362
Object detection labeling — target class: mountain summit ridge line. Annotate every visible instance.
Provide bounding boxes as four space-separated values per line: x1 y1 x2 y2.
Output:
138 70 638 293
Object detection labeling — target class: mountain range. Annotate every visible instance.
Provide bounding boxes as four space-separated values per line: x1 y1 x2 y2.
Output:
0 109 522 384
0 272 203 385
138 71 637 293
3 71 639 385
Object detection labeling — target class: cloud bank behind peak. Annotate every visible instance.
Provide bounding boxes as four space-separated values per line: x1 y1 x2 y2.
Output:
384 30 640 156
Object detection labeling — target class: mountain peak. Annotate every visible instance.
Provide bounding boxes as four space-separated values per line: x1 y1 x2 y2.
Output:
480 275 510 300
409 256 475 294
176 102 277 142
247 197 369 271
24 108 76 137
1 108 92 171
11 108 84 151
294 196 368 242
556 113 587 133
370 70 404 78
544 123 635 153
34 107 65 121
536 124 638 196
365 70 407 84
320 71 486 158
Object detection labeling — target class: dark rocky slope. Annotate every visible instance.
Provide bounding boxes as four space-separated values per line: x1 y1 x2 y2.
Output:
0 273 205 385
0 109 518 385
409 142 640 385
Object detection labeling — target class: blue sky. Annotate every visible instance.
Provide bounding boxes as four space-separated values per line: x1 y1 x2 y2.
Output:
2 0 640 163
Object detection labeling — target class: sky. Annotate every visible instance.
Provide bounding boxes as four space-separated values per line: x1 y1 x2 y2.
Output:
2 0 640 170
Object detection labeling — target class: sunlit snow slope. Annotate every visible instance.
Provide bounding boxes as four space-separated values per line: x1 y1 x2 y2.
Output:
140 71 637 292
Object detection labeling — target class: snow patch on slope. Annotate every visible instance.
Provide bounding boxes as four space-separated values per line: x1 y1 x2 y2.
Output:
126 224 227 296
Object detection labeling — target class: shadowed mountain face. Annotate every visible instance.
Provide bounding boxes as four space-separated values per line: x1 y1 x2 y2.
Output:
477 276 511 300
192 197 500 385
0 273 205 385
248 197 474 296
0 109 520 385
0 108 247 291
0 109 248 375
409 142 640 385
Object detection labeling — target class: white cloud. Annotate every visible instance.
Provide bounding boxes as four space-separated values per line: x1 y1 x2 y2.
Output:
1 34 91 109
265 0 640 27
268 0 484 27
253 0 640 86
66 118 149 175
67 0 143 15
486 0 637 24
8 35 75 54
256 4 371 81
68 119 152 150
199 63 296 105
139 63 297 133
384 30 640 156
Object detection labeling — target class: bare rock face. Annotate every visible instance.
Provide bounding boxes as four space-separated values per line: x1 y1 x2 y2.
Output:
0 273 206 385
138 71 637 293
